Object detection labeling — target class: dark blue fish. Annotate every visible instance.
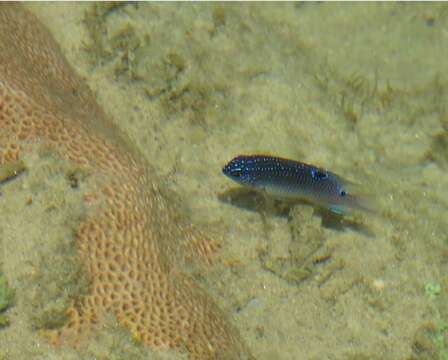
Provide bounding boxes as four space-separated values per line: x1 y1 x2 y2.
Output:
222 155 371 215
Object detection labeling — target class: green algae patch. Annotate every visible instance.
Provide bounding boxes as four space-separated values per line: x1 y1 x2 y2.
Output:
0 273 15 328
412 321 448 360
411 282 448 360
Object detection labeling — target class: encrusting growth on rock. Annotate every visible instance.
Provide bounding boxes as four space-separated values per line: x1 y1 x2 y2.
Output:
0 4 252 359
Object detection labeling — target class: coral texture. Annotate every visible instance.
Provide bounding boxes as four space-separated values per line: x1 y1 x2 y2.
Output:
0 5 251 360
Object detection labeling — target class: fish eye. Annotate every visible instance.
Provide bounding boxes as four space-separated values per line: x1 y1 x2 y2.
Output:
230 167 243 177
311 168 328 180
339 190 347 197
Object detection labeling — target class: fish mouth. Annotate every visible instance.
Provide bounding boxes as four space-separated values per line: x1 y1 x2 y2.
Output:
222 157 246 179
223 165 243 179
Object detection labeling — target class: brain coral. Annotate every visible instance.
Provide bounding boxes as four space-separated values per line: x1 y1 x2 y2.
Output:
0 4 252 360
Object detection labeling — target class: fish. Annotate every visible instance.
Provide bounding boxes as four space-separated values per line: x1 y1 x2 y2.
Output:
222 154 372 215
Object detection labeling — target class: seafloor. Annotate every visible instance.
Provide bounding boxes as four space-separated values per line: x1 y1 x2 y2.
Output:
1 3 447 360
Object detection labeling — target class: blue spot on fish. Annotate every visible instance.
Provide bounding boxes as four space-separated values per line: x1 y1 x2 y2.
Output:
222 154 371 215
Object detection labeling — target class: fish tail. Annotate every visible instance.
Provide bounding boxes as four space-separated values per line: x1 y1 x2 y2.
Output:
350 192 378 215
327 190 377 216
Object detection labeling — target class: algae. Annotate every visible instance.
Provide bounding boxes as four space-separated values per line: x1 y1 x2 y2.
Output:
411 283 448 360
82 2 134 66
425 282 442 300
82 3 245 129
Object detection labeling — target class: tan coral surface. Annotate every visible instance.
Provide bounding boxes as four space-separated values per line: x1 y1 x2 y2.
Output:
0 5 251 360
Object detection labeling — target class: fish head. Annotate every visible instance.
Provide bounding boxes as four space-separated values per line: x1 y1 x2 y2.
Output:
222 155 257 187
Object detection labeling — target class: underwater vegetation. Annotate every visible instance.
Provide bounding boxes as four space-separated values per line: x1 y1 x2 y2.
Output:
0 272 15 328
82 3 254 130
412 283 448 360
